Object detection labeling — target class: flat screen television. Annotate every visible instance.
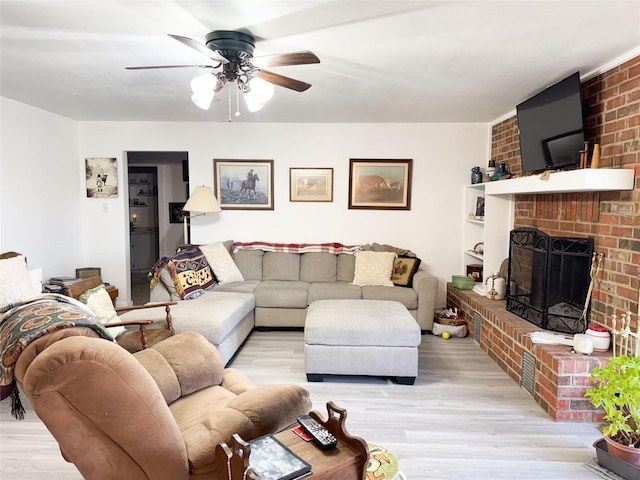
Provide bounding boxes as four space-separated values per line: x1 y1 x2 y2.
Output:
516 72 585 173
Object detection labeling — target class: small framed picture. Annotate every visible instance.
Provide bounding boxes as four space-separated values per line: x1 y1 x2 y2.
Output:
348 159 412 210
475 196 485 219
169 202 185 223
86 157 118 198
289 168 333 202
214 159 274 210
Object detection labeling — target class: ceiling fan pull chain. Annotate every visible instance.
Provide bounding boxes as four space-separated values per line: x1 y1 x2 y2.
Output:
227 85 232 122
235 84 241 118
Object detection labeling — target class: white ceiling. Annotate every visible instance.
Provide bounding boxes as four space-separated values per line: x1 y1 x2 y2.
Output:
1 1 639 123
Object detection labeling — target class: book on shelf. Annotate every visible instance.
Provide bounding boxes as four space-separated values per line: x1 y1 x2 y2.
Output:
249 434 312 480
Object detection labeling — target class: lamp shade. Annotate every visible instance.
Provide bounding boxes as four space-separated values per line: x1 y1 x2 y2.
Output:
183 186 221 214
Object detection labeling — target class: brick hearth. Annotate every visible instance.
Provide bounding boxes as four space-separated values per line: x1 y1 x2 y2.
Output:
447 283 610 422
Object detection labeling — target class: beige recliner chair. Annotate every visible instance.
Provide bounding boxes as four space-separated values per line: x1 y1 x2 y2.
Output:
14 330 311 480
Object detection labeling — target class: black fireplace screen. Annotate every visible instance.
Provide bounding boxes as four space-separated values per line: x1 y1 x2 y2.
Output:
506 228 594 334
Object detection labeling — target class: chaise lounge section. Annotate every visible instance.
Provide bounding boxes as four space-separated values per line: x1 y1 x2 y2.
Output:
121 241 438 365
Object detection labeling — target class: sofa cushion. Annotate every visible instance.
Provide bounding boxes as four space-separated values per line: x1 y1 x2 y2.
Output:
200 242 244 285
307 282 361 303
120 292 255 346
79 286 127 337
361 285 418 310
337 253 356 282
351 251 396 287
254 280 309 308
391 256 422 288
263 252 300 281
300 253 337 282
232 249 264 280
0 254 36 308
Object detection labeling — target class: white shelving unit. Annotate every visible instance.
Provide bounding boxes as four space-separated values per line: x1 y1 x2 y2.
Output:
462 183 514 294
462 168 635 297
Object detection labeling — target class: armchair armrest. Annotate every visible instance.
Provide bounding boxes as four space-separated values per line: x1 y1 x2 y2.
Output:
115 302 177 335
111 302 177 351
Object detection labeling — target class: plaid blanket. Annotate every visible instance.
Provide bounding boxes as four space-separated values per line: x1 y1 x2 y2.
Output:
231 241 363 255
0 293 114 419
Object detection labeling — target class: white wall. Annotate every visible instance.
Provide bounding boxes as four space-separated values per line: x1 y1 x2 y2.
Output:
2 97 490 307
0 98 84 276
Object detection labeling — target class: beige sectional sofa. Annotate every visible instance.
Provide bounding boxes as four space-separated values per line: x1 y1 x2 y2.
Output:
120 241 438 365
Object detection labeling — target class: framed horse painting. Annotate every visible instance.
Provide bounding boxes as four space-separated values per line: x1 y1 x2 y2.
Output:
213 159 274 210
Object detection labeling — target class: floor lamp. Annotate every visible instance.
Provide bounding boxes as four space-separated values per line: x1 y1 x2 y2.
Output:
182 186 221 245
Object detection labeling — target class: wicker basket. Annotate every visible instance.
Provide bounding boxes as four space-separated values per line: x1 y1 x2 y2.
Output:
452 275 475 290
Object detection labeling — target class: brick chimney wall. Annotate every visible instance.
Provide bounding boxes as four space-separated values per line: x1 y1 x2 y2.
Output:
490 55 640 332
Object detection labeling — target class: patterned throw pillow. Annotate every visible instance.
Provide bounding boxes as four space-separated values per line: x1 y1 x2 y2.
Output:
166 247 216 300
351 251 396 287
391 256 422 288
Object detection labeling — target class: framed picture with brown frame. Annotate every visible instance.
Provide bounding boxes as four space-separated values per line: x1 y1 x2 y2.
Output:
289 168 333 202
348 159 412 210
214 159 274 210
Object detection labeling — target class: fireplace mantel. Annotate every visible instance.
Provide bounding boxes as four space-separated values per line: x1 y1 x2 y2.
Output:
485 168 635 195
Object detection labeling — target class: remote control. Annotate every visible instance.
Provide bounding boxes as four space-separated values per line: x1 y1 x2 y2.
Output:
297 415 338 450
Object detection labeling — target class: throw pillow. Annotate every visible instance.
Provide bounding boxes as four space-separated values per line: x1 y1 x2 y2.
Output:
351 251 396 287
200 242 245 285
0 255 37 308
80 286 126 338
391 256 422 287
167 248 216 300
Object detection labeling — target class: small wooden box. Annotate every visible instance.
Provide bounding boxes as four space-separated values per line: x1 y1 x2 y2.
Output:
76 267 101 279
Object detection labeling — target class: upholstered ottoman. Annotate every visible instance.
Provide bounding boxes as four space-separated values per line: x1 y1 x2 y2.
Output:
304 299 421 385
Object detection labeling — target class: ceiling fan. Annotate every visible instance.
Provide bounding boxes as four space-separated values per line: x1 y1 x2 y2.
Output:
127 30 320 112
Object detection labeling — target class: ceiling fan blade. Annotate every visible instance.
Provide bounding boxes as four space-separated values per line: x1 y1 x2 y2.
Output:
168 34 229 64
250 51 320 68
126 65 213 70
254 70 311 92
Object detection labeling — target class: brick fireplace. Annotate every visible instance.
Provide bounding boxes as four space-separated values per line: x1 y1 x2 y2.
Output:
448 284 608 422
451 55 638 422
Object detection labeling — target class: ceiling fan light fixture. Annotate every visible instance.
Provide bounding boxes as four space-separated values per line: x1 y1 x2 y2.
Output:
191 91 214 110
243 76 275 112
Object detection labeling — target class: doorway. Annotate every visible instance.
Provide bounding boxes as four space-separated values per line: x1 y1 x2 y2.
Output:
126 151 189 305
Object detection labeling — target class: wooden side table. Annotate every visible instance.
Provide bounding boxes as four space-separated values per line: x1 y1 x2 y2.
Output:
215 402 369 480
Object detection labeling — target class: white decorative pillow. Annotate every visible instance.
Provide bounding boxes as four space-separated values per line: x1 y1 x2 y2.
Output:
81 286 126 338
200 242 244 285
29 267 43 294
351 251 397 287
0 255 37 308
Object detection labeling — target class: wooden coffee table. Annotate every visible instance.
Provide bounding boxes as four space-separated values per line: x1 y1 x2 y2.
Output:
216 402 369 480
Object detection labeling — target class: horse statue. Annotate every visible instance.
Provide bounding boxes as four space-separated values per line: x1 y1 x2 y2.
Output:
240 172 259 198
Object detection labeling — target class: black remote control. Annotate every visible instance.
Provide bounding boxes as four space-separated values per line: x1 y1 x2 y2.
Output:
297 415 338 450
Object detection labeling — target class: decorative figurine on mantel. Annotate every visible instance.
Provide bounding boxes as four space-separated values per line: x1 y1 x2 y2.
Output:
491 162 511 181
485 272 506 300
471 166 483 184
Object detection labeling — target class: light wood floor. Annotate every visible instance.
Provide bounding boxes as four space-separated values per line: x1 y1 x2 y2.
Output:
0 331 603 479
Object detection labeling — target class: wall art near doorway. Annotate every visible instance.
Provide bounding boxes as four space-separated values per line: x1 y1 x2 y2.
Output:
214 159 274 210
169 202 186 223
289 168 333 202
86 157 117 198
348 159 412 210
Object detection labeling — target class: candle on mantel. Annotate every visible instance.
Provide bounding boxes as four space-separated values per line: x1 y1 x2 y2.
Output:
591 143 601 168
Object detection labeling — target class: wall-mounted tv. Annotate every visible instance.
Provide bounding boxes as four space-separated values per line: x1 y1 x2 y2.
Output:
516 72 585 174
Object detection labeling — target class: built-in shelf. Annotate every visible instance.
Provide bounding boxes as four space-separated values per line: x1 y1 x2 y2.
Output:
485 168 635 195
465 250 484 261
